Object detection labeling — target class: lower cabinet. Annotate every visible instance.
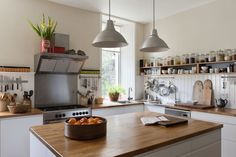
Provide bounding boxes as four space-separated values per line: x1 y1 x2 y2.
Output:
144 105 165 114
0 115 43 157
92 104 144 116
191 111 236 157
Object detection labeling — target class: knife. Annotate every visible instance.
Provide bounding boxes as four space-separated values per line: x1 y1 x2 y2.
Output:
19 76 23 91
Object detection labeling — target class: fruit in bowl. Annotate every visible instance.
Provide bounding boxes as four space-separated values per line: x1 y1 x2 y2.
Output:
67 117 103 125
65 116 107 140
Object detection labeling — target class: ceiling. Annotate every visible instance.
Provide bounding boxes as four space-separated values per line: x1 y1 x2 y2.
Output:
49 0 216 23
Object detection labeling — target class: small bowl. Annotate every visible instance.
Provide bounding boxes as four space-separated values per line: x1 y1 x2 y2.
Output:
162 70 168 74
201 66 208 71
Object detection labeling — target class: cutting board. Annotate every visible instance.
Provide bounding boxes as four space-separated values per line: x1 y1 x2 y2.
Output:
199 79 212 106
192 80 203 102
158 116 188 127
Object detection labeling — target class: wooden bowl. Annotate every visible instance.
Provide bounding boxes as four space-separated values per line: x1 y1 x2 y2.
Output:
64 116 107 140
7 104 30 113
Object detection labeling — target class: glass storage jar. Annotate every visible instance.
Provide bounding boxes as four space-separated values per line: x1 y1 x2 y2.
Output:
181 55 186 64
205 54 209 62
224 49 232 61
232 49 236 60
216 50 224 62
190 53 196 63
208 51 216 62
174 56 181 65
199 54 205 62
185 54 190 64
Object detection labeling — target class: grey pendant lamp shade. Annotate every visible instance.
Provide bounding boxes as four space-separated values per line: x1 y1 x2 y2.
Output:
140 0 169 52
92 0 128 48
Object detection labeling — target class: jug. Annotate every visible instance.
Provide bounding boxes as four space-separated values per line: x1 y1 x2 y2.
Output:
215 98 228 108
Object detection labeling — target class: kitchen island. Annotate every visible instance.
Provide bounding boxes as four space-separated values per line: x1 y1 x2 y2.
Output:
30 112 222 157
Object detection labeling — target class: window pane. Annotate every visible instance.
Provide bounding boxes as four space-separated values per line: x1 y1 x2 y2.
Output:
101 51 120 98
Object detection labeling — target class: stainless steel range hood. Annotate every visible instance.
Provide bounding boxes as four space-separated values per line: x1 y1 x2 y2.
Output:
34 53 88 74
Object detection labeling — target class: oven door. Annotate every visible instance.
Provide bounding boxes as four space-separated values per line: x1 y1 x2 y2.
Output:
165 108 191 118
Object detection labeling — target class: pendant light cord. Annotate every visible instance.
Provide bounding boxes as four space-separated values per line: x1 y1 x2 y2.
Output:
153 0 155 29
109 0 111 20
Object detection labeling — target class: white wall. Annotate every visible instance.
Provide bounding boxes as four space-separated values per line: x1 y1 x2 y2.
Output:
0 0 101 70
141 0 236 107
143 0 236 59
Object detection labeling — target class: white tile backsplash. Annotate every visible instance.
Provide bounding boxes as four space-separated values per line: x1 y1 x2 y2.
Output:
144 73 236 109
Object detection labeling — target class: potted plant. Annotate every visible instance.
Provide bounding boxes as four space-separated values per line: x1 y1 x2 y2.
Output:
28 14 57 53
107 85 125 102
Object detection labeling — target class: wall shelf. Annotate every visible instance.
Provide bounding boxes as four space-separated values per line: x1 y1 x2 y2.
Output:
140 60 236 76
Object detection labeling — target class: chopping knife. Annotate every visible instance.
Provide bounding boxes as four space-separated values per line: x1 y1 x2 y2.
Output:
19 76 23 91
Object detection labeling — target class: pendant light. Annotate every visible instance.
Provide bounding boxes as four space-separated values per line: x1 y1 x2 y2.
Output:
92 0 128 48
140 0 169 52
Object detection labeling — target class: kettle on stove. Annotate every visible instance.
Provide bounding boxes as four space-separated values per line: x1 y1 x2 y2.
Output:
215 98 228 108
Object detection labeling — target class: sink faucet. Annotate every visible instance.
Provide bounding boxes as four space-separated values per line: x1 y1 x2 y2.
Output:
128 87 133 102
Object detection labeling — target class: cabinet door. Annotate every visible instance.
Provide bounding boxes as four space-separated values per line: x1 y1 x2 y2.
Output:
144 105 165 114
124 104 144 113
92 107 125 116
0 115 43 157
191 111 236 157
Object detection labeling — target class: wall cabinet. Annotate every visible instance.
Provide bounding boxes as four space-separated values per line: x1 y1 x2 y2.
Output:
144 105 165 114
92 104 144 116
0 115 43 157
191 111 236 157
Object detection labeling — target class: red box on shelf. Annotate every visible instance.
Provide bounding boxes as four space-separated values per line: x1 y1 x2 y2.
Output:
53 47 65 53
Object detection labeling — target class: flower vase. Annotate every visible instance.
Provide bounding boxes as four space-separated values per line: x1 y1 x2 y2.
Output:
41 39 51 53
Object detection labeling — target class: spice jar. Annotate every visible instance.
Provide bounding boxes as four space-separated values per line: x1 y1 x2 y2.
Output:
190 53 196 63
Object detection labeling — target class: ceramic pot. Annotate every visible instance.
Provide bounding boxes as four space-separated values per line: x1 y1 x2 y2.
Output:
109 93 119 102
41 39 51 53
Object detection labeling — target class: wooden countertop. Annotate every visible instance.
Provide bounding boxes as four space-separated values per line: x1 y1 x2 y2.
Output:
0 108 42 119
92 101 143 109
30 112 222 157
143 101 236 117
166 105 236 117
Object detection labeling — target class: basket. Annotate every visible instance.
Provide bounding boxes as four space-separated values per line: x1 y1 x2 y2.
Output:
95 97 104 104
0 100 8 112
7 104 31 113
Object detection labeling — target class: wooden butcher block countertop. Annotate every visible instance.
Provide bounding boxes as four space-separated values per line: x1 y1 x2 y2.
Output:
30 112 222 157
166 105 236 117
0 108 42 119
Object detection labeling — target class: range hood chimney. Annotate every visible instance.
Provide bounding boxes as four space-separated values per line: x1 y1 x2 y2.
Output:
34 53 88 74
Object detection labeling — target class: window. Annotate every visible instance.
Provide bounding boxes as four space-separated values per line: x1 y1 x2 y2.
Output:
101 24 121 98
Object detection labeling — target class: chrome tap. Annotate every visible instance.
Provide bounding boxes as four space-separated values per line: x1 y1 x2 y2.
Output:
128 87 133 102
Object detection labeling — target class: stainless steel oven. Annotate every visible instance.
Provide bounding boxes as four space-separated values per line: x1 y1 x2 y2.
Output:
165 107 191 118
